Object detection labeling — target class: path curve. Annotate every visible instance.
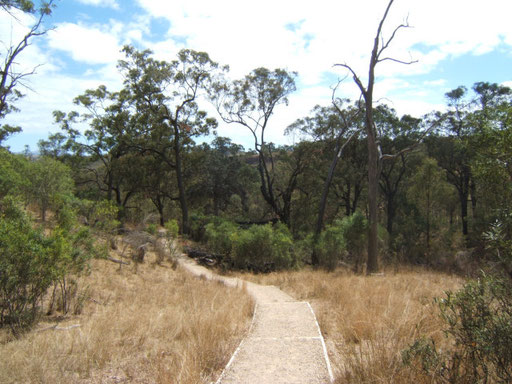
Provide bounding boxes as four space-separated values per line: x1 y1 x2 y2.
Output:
179 257 334 384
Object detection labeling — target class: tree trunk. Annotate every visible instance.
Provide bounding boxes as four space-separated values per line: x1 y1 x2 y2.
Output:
174 128 189 235
153 195 165 226
386 194 395 236
367 130 380 274
41 205 47 222
460 189 469 237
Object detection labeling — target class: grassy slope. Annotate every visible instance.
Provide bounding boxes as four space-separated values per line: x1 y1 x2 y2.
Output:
0 252 254 384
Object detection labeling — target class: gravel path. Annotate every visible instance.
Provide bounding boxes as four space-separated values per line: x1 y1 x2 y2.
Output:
179 257 334 384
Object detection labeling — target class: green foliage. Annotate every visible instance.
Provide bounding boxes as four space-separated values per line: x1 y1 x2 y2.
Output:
146 223 157 235
315 212 368 271
205 218 238 256
25 157 74 222
342 211 368 259
315 221 345 271
403 275 512 383
0 148 28 198
0 193 97 333
230 223 296 272
483 212 512 278
0 198 56 332
86 199 120 233
188 212 210 242
164 219 179 238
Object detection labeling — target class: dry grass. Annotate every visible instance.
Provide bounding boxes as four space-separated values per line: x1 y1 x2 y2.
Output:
0 251 254 384
231 267 464 383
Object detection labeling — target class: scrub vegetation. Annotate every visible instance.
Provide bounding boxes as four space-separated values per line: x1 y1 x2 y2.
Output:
2 0 512 382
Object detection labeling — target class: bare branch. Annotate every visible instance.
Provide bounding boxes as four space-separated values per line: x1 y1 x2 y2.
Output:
333 63 366 95
378 22 408 57
380 117 443 161
377 57 418 65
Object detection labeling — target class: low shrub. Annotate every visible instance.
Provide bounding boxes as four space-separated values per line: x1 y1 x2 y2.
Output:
205 218 238 256
315 211 368 271
146 223 157 235
315 222 345 271
230 223 296 272
403 274 512 383
188 212 210 242
164 219 179 238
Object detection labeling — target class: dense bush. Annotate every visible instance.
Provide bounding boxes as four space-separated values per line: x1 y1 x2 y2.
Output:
0 199 57 332
188 212 210 242
205 218 238 256
0 197 96 334
164 219 179 238
230 223 297 272
315 211 368 271
315 221 345 270
403 274 512 383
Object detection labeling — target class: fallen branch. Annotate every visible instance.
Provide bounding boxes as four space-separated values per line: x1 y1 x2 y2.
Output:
183 246 221 266
107 256 130 265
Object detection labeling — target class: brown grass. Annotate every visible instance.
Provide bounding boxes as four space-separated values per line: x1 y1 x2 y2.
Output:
231 267 464 383
0 251 254 384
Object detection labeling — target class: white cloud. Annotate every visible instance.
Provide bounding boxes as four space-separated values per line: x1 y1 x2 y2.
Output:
47 22 122 64
4 0 512 151
76 0 119 9
132 0 512 99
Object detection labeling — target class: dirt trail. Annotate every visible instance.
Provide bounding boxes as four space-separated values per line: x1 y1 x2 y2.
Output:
179 257 334 384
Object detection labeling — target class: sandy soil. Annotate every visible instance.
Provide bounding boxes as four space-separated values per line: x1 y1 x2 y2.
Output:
179 257 334 384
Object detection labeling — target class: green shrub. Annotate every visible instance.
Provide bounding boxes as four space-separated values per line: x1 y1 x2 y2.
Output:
403 274 512 383
164 219 179 238
76 199 120 233
231 223 296 272
0 198 57 333
315 222 345 271
0 197 96 334
341 211 368 259
272 223 297 269
205 218 238 256
315 211 368 271
146 223 157 235
188 212 210 242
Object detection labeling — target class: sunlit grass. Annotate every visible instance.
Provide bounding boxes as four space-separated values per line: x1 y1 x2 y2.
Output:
0 251 254 384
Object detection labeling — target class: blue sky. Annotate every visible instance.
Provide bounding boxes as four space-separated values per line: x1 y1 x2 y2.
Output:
2 0 512 152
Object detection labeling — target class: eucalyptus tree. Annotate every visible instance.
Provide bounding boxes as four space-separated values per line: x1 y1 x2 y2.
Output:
53 85 136 209
287 101 362 263
213 67 298 226
407 157 454 257
25 156 74 222
469 82 512 224
427 86 479 239
331 137 368 217
118 46 221 234
376 106 423 238
188 137 247 216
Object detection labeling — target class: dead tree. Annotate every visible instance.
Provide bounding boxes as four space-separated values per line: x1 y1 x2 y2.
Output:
1 1 54 125
335 0 417 274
